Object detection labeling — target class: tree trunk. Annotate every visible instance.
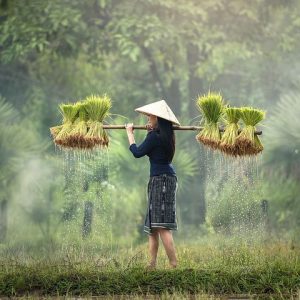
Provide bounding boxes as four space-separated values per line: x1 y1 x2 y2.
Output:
1 0 8 9
0 199 8 242
167 79 181 116
261 199 270 234
187 44 204 119
62 151 78 221
140 46 168 100
82 201 94 238
82 179 93 238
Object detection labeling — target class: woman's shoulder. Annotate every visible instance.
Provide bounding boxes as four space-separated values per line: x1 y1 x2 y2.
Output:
146 129 160 141
147 128 160 137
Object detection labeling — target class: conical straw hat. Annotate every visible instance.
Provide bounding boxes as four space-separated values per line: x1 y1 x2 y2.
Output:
135 100 180 125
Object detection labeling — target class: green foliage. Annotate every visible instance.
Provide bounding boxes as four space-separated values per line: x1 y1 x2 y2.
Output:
263 92 300 235
0 0 86 63
263 92 300 178
0 96 42 191
172 150 199 194
0 95 48 241
261 173 300 232
19 157 65 241
0 95 18 122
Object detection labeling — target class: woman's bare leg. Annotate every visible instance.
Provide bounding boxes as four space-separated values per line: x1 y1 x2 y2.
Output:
158 228 177 268
148 229 159 267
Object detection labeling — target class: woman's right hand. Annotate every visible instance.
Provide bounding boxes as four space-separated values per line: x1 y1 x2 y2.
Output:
125 123 134 134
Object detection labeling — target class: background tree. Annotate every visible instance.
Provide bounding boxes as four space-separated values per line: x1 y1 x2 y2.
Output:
0 97 42 241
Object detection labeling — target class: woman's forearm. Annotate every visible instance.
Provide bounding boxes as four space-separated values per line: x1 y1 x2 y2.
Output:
125 123 135 145
127 132 135 145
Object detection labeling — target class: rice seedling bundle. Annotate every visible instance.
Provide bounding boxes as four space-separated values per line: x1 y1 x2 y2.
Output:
84 94 112 148
236 107 265 155
50 125 63 139
67 103 90 149
55 104 80 147
50 95 112 150
219 107 241 156
196 92 224 149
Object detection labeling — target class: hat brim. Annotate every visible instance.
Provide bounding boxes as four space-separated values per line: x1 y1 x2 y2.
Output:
134 100 180 126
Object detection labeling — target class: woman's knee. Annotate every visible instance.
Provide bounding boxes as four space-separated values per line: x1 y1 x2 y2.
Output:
150 228 159 237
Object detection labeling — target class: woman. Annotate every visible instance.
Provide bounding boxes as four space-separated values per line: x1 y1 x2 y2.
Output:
125 100 180 269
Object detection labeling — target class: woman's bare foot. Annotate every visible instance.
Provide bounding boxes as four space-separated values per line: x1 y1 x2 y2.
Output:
169 264 177 269
166 261 177 269
145 263 156 271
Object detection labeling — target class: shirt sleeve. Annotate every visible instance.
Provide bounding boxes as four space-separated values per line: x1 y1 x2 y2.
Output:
129 131 157 158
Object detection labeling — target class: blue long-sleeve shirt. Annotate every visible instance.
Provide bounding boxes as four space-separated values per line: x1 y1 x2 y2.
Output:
129 130 176 177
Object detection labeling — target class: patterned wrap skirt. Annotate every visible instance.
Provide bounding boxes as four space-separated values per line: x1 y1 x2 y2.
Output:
144 174 178 235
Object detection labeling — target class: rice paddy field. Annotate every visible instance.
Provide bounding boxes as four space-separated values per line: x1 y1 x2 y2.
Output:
1 236 299 299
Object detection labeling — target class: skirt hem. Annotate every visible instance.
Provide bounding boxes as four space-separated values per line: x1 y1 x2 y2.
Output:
144 224 178 235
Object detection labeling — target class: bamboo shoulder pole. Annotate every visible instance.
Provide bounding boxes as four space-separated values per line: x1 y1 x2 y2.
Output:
102 125 262 135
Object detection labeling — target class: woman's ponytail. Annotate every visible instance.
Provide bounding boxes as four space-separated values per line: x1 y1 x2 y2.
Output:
157 117 175 162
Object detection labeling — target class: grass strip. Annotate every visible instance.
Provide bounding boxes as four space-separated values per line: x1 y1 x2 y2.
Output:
1 266 299 297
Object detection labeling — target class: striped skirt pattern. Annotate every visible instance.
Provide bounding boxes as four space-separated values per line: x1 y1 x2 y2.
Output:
144 174 178 235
